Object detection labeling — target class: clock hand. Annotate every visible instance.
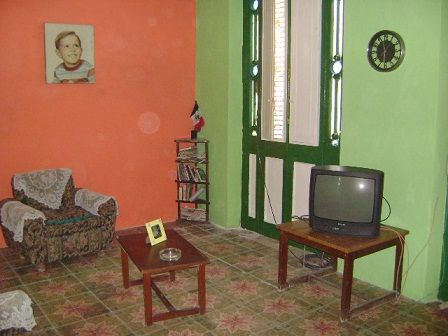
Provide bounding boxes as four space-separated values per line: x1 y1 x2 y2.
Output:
384 43 391 62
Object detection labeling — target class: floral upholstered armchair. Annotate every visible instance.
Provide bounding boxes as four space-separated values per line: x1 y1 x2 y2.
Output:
0 168 118 271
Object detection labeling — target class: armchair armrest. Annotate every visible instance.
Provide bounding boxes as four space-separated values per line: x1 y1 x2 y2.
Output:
0 200 46 242
75 189 119 218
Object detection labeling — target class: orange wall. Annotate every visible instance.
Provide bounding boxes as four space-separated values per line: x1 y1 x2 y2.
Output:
0 0 195 246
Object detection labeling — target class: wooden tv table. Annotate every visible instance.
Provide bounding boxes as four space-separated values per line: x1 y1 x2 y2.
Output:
277 220 409 321
116 227 209 325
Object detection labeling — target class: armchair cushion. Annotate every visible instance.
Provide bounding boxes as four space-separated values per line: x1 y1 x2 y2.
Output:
44 206 94 225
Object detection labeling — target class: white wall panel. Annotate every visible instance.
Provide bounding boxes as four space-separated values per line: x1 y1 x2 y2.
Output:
248 154 257 218
264 157 283 224
292 162 314 218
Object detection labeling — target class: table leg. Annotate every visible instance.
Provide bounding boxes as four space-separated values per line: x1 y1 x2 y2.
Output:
198 264 206 314
394 239 405 293
143 273 153 325
170 270 176 282
341 255 354 321
120 249 129 289
278 232 289 289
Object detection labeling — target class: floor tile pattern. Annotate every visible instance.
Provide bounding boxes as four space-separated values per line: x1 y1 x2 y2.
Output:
1 221 447 335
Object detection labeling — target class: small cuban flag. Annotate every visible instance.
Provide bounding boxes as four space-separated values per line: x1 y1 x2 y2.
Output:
190 101 205 132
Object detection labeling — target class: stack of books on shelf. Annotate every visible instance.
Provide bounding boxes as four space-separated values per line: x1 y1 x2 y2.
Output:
181 208 206 221
177 163 206 182
176 146 206 163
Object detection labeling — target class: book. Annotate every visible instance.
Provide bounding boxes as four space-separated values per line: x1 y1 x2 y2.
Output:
179 146 195 152
189 188 205 202
181 208 206 221
182 164 189 181
177 147 198 159
196 168 207 182
186 164 197 182
193 168 201 182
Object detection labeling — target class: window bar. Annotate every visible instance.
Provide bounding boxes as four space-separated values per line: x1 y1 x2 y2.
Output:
251 2 260 135
330 0 344 147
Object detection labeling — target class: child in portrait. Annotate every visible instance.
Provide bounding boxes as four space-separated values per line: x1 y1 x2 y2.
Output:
52 31 95 84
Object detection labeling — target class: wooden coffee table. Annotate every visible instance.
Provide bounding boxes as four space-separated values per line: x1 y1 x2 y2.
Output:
116 226 209 325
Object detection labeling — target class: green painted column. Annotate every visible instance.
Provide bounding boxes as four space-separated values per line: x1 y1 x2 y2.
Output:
196 0 243 228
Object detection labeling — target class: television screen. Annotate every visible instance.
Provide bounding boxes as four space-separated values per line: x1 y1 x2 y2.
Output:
314 175 375 223
309 165 384 237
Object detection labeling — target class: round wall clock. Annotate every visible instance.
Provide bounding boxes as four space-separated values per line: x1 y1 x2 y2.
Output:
367 30 405 72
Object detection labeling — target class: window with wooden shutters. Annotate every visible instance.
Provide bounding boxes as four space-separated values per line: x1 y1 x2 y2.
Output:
242 0 343 236
258 0 344 145
261 0 287 142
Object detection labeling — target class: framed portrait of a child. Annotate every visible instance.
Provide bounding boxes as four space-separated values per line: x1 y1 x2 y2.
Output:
44 23 95 84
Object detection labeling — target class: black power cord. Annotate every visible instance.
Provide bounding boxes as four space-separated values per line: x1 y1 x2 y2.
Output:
298 253 332 270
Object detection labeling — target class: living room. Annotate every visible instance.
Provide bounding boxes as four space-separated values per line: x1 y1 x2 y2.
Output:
0 0 447 334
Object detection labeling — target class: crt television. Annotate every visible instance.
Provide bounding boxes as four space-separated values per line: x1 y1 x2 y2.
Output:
309 165 384 237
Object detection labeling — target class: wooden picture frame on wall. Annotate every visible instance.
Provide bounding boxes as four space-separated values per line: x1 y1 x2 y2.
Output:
44 23 95 84
145 218 167 246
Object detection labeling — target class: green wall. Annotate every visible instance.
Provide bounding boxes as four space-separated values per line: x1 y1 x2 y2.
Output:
196 0 243 228
196 0 448 301
342 0 448 300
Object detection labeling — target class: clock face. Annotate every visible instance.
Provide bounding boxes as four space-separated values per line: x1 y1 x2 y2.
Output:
367 30 405 72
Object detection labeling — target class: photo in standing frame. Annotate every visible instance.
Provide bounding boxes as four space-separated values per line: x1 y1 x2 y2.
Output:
145 218 167 246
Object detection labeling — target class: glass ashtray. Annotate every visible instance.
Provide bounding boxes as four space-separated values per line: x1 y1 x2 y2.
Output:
159 248 182 261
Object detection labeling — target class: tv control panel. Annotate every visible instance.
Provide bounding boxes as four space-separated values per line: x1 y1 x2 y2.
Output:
310 221 380 237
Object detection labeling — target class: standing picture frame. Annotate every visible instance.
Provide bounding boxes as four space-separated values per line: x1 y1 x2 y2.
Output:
145 218 167 246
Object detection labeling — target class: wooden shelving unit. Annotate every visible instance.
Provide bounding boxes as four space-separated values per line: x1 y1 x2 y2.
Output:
175 138 209 222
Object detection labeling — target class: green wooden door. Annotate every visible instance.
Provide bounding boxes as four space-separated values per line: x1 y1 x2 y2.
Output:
241 0 341 239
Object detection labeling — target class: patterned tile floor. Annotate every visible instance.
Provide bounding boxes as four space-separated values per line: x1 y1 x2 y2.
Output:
1 221 447 335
